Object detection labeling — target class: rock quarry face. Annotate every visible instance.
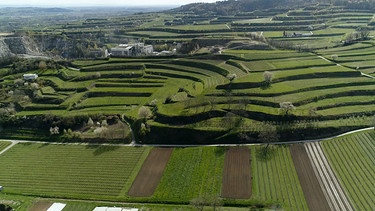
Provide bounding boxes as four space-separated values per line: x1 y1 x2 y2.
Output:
0 36 42 59
0 38 13 58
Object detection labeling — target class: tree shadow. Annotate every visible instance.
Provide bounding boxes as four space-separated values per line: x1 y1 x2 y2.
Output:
86 144 120 156
38 143 50 148
260 83 272 90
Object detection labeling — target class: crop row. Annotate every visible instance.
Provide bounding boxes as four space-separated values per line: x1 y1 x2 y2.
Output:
152 147 224 202
321 131 375 210
0 143 149 199
252 146 308 211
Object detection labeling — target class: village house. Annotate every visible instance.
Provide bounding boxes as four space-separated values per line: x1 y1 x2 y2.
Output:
23 73 38 80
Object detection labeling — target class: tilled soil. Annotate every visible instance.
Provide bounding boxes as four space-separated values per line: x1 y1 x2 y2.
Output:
290 144 331 211
128 147 173 197
221 147 251 199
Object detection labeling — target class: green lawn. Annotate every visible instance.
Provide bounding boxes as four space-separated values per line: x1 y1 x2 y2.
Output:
0 143 150 200
321 130 375 211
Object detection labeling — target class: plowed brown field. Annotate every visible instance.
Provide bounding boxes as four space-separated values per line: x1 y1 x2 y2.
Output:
221 147 251 199
128 148 173 197
290 144 331 211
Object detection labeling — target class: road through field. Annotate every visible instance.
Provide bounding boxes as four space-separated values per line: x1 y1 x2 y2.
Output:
0 140 17 155
305 142 354 211
1 127 373 148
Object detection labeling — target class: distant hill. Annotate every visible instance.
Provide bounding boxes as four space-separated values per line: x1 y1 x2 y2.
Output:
0 7 73 15
171 0 375 15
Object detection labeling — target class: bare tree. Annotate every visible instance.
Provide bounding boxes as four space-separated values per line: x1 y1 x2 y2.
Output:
279 102 296 115
263 71 273 85
138 106 152 120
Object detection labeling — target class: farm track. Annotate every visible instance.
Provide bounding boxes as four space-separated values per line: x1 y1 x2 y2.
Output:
0 127 373 150
290 144 331 211
305 142 354 211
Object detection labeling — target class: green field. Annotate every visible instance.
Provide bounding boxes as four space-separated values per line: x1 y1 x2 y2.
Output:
152 147 224 202
251 146 308 211
0 143 150 200
321 130 375 211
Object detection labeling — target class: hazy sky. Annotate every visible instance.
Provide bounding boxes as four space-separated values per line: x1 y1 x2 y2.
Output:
0 0 218 7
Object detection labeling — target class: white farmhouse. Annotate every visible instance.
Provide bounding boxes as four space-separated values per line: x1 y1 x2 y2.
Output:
23 73 38 80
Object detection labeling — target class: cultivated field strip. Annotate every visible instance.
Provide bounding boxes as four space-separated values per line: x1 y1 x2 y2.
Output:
305 142 353 211
321 131 375 210
128 148 173 197
290 144 331 211
253 146 308 211
221 147 251 199
152 147 224 201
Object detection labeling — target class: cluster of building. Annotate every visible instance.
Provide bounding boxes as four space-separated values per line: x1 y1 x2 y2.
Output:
110 43 153 57
110 43 176 57
283 31 313 37
23 73 38 80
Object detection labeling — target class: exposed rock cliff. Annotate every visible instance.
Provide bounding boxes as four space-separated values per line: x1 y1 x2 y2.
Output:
0 36 43 60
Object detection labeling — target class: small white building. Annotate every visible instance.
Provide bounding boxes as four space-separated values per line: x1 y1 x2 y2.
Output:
93 207 138 211
23 73 38 80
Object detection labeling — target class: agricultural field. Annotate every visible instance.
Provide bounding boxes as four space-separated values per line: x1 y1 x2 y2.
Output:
221 147 251 199
321 130 375 211
252 145 308 211
290 144 331 211
0 143 150 200
152 147 225 202
0 141 11 152
128 148 173 197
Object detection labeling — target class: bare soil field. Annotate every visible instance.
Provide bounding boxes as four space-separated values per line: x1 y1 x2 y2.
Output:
28 201 52 211
290 144 331 211
221 147 251 199
128 148 173 197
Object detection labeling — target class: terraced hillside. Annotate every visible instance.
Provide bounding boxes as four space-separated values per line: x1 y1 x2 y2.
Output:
0 3 374 144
